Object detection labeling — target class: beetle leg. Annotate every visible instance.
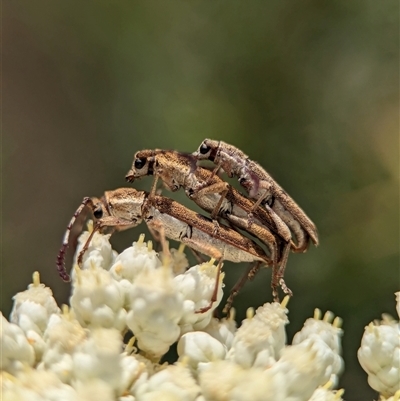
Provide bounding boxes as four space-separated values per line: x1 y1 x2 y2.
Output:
223 262 262 314
195 259 223 314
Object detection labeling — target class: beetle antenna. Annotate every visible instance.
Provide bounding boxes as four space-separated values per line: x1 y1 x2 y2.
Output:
56 197 91 282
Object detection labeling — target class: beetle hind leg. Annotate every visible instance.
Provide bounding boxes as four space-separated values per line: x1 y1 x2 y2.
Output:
195 259 224 314
223 261 262 314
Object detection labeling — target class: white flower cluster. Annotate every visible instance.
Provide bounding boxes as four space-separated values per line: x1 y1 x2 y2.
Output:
0 225 396 400
358 292 400 400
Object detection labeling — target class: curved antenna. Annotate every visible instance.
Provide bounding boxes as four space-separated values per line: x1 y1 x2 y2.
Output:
56 197 91 282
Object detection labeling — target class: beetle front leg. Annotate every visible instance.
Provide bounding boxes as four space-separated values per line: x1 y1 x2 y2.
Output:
149 174 160 198
77 217 136 267
77 222 102 266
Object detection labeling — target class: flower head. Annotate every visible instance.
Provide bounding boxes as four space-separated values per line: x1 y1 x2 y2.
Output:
70 266 126 331
126 263 184 358
0 313 35 374
358 319 400 397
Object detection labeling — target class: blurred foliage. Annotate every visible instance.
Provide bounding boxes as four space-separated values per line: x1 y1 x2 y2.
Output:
3 1 399 400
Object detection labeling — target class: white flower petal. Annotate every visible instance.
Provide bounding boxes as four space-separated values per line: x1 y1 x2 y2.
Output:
135 364 200 401
126 265 184 357
70 267 126 331
0 313 35 373
224 301 289 370
270 338 336 399
73 379 115 401
10 275 60 338
308 386 345 401
174 262 223 333
177 332 226 369
75 228 115 272
202 317 236 350
358 322 400 395
73 328 123 391
2 369 78 401
110 239 161 282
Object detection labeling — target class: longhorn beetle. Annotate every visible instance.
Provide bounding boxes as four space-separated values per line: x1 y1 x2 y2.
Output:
126 149 293 300
57 187 279 313
193 139 319 252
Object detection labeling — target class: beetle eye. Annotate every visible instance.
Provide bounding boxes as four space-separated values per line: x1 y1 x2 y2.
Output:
93 207 103 219
199 143 210 154
134 158 146 169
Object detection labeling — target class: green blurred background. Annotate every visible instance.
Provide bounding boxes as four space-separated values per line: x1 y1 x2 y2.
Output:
3 1 399 400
